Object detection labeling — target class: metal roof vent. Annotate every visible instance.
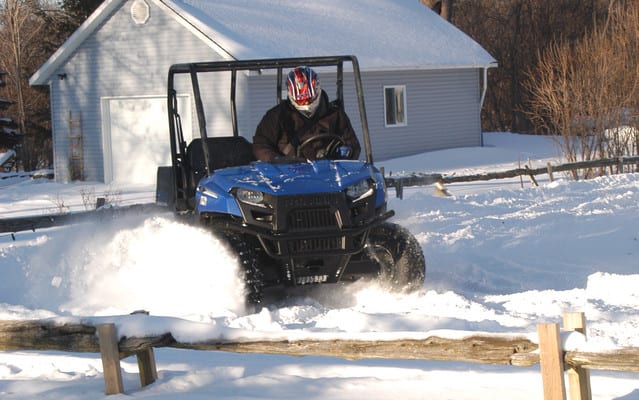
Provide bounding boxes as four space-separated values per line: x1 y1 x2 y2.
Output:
131 0 150 25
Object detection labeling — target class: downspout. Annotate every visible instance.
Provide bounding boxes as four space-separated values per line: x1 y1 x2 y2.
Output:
479 66 488 110
479 63 497 147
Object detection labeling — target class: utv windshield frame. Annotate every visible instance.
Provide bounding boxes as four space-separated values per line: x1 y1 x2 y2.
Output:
166 55 374 180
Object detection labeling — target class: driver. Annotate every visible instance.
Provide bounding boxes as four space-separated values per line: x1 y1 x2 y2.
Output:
253 66 361 162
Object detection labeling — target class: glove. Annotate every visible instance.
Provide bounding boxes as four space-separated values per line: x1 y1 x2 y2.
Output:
272 155 305 164
334 145 352 159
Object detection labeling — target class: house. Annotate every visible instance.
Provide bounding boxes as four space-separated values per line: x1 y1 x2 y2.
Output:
30 0 496 184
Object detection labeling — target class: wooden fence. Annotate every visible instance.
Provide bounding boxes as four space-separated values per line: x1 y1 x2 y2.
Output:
1 312 638 398
0 203 167 238
384 155 639 198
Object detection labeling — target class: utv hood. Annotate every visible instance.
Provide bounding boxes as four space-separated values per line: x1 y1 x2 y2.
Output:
201 159 382 195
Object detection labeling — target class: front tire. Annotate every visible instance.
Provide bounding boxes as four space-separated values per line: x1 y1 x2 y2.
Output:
221 233 264 307
366 222 425 292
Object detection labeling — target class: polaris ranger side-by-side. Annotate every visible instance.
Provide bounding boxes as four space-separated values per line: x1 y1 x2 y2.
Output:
156 55 425 304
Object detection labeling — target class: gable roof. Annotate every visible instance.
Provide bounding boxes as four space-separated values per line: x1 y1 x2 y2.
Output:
31 0 496 85
174 0 496 69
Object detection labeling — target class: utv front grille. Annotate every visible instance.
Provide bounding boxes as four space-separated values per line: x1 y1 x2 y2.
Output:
288 236 345 253
238 192 347 232
287 207 337 230
278 193 343 231
237 191 378 257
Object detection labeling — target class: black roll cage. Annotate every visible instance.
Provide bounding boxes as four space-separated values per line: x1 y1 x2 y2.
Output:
166 55 374 178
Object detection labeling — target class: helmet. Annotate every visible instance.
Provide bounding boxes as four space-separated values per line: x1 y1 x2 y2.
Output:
287 66 321 118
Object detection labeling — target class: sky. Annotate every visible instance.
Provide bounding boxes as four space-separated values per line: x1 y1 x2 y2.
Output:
1 132 638 399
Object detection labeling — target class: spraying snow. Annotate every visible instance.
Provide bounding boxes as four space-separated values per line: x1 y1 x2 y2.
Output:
18 216 247 319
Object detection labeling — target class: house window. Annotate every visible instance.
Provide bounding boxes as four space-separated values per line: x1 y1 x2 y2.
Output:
384 85 407 127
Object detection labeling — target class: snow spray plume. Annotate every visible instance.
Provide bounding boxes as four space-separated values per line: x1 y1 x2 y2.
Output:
25 215 247 319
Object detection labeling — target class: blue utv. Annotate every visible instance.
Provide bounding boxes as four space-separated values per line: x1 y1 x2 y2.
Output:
156 56 425 304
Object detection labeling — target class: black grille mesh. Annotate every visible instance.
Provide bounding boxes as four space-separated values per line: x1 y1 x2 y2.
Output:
288 236 344 253
287 207 336 229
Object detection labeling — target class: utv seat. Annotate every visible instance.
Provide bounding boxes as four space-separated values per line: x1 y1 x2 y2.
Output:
186 136 256 197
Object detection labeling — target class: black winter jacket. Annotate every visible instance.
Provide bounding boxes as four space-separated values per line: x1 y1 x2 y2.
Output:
252 91 361 162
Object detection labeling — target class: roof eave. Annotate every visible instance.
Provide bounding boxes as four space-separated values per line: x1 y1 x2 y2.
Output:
29 0 126 86
361 61 498 72
159 0 236 61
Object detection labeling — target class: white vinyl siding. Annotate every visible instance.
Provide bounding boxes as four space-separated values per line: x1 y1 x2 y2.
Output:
50 0 228 182
363 69 482 161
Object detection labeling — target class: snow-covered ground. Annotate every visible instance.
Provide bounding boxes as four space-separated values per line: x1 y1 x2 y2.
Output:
1 132 638 399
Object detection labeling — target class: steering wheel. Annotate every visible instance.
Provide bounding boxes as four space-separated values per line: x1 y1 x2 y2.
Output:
296 133 346 159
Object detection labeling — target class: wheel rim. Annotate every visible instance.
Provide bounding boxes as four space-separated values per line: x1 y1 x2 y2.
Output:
369 244 395 278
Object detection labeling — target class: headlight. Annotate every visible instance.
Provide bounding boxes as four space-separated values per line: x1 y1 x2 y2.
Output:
346 180 374 201
236 188 265 206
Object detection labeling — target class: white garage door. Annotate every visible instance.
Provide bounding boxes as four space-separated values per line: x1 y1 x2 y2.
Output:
101 95 191 184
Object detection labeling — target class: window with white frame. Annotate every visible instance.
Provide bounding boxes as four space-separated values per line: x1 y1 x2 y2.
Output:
384 85 407 127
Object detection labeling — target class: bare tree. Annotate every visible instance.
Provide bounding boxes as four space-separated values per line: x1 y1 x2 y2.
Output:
451 0 608 133
525 1 639 178
0 0 54 170
1 1 34 135
421 0 453 21
0 0 105 171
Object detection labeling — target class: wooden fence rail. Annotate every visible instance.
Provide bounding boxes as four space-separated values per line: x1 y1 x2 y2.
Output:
384 155 639 198
1 313 638 398
0 203 167 236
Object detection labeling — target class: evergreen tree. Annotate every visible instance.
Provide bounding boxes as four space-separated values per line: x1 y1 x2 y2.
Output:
58 0 104 34
0 70 21 171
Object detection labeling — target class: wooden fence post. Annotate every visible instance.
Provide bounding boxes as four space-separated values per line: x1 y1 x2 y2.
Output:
525 165 539 186
618 157 624 174
518 157 524 188
562 313 592 400
97 323 124 395
538 322 566 400
136 347 158 387
129 309 158 388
